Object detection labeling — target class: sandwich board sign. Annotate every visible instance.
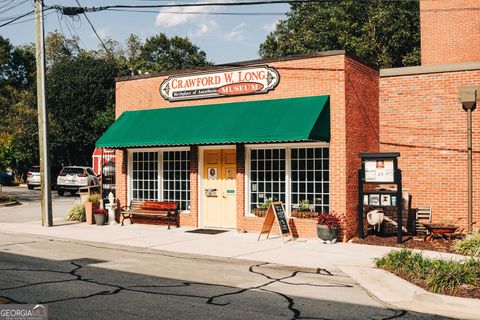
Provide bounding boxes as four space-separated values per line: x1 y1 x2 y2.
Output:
257 202 293 242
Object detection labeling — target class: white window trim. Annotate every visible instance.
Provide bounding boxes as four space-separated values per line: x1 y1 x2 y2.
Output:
244 142 330 217
127 147 191 213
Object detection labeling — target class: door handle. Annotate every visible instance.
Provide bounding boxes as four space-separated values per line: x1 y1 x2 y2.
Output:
222 193 227 198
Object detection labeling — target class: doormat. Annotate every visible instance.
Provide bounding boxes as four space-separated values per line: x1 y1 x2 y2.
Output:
185 229 229 235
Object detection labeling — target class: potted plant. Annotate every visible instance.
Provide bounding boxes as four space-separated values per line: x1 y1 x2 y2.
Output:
85 194 100 225
317 211 342 242
93 208 108 226
253 198 272 217
291 200 319 219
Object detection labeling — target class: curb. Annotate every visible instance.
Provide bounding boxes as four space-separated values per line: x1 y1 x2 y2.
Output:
339 266 480 320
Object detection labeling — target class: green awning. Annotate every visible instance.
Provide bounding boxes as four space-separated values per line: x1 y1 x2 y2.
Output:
96 95 330 148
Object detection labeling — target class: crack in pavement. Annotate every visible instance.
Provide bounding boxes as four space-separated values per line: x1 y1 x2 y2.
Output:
0 260 411 320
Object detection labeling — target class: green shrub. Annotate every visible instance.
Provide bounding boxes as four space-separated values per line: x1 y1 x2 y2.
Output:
376 249 480 294
87 194 101 204
65 203 85 221
454 231 480 257
0 195 15 202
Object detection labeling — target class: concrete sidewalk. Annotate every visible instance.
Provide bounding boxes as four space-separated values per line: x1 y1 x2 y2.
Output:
0 219 478 319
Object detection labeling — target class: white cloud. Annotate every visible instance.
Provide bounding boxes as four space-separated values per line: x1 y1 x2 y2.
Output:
190 21 217 38
155 6 205 28
93 28 110 40
224 22 247 41
262 20 279 33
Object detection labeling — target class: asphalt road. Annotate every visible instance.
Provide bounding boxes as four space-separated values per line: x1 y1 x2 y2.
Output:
0 186 452 319
0 185 78 223
0 233 451 320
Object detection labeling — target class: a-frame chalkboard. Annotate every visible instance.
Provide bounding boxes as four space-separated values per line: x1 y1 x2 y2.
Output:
257 202 293 242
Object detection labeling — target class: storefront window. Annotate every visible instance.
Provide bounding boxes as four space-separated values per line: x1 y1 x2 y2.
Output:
248 145 329 215
163 150 190 211
132 151 158 201
290 147 329 213
250 148 286 211
131 149 190 210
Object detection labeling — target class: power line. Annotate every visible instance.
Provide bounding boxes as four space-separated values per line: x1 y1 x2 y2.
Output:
0 9 33 27
74 0 110 54
106 8 286 16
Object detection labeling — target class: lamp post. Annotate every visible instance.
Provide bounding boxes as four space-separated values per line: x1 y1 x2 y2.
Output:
459 87 477 234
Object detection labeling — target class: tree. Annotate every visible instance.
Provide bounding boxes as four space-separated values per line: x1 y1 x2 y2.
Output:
45 31 81 68
46 55 118 166
137 33 211 73
259 1 420 68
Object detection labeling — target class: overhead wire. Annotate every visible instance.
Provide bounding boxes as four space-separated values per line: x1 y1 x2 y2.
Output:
74 0 110 54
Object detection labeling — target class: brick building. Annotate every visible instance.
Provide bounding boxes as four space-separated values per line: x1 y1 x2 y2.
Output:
97 0 479 240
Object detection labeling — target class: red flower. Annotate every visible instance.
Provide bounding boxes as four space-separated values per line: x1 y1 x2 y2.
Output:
93 208 108 215
317 211 342 228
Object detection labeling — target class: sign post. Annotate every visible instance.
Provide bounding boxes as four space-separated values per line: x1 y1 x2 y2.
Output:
257 202 293 242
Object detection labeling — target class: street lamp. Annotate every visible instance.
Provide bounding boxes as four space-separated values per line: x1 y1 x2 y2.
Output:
459 86 478 234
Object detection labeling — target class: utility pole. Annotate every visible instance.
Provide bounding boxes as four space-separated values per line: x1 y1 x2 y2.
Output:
35 0 53 226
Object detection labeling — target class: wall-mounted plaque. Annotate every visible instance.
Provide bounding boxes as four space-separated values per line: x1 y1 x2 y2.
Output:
208 168 217 180
160 65 280 102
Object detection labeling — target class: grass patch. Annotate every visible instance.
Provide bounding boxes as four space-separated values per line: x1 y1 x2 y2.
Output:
376 249 480 295
0 195 15 203
454 231 480 257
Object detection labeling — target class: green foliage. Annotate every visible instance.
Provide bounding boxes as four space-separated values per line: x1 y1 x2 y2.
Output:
137 33 212 73
46 55 119 166
65 203 85 222
454 231 480 257
259 1 420 68
259 198 272 209
299 199 310 212
0 133 16 172
0 195 15 202
376 249 480 294
88 194 101 204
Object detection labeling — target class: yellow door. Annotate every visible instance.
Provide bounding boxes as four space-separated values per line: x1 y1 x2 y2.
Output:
203 149 237 228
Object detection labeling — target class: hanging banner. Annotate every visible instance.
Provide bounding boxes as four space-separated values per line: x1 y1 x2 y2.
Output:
160 65 280 102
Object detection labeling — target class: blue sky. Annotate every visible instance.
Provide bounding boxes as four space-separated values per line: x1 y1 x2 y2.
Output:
1 0 290 64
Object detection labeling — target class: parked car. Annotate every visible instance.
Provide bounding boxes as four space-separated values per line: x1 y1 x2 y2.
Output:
26 166 61 190
26 166 41 190
0 172 14 186
56 166 99 196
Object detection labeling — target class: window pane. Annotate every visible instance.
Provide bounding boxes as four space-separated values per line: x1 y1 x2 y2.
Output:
248 148 285 212
290 147 330 212
132 152 158 201
162 150 191 210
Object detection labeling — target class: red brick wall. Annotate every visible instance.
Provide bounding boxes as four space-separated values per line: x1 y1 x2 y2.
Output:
114 53 379 238
344 58 380 240
420 0 480 65
380 69 480 228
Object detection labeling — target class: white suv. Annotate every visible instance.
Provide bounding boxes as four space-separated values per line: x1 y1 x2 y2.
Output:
57 166 99 196
26 166 41 190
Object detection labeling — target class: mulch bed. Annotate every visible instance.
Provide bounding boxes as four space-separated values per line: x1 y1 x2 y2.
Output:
354 235 480 299
351 235 456 254
379 268 480 299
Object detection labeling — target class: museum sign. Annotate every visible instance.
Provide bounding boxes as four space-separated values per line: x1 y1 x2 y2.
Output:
160 65 280 101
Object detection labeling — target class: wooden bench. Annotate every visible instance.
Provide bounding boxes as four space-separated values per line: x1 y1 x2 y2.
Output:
120 200 179 229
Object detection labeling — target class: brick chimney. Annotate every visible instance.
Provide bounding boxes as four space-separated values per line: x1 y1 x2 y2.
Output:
420 0 480 65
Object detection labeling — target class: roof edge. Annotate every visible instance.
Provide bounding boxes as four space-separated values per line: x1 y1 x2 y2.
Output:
115 50 347 82
380 62 480 78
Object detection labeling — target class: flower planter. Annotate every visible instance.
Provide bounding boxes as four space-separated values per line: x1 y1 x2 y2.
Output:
94 214 106 226
253 208 268 217
291 210 319 219
85 202 100 225
317 224 339 241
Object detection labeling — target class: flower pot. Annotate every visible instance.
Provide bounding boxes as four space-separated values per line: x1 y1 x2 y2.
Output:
85 202 99 225
253 208 268 217
317 224 339 241
94 214 106 226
